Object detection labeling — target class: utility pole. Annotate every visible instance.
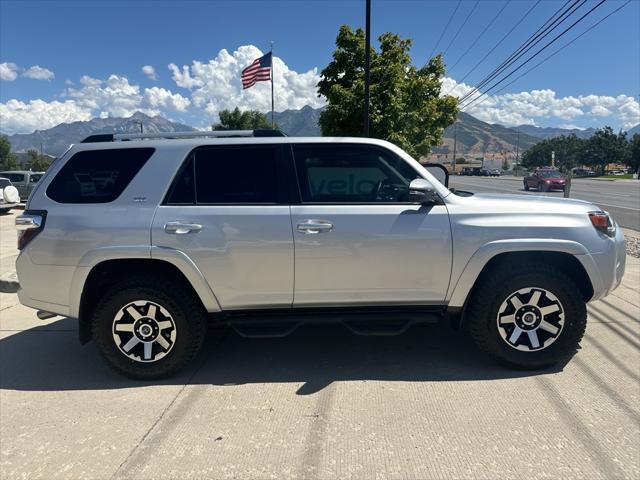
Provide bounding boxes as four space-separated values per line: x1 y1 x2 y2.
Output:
452 122 458 173
363 0 371 137
515 129 520 176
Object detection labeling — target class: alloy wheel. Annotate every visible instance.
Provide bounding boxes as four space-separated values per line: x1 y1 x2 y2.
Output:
112 300 177 362
496 287 564 352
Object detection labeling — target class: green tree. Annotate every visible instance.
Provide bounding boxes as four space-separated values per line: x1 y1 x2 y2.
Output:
212 107 273 130
521 134 585 172
581 126 627 174
0 136 20 170
627 133 640 174
317 25 458 156
26 149 52 171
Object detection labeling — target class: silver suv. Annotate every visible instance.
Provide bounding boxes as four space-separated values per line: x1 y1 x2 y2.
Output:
15 130 626 379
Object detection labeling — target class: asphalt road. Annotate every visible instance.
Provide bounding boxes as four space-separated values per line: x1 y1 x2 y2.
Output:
450 176 640 231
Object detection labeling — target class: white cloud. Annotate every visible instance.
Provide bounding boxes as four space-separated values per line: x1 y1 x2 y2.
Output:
0 99 92 134
0 62 19 81
443 78 640 129
64 79 74 86
80 75 102 87
168 45 325 121
23 65 55 81
143 86 190 111
142 65 157 81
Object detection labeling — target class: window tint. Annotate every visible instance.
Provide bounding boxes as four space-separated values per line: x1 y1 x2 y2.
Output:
46 148 153 204
30 174 43 183
0 173 25 183
193 146 278 204
293 145 419 203
165 155 195 205
0 179 11 189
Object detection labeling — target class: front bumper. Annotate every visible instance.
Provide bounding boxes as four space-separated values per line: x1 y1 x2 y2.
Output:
587 226 626 301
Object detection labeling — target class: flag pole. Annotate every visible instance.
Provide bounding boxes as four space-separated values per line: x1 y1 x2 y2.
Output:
270 41 275 128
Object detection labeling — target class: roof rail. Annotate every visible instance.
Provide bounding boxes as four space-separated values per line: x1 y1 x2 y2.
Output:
81 129 286 143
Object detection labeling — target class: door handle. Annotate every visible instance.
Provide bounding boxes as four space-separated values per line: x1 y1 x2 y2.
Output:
297 219 333 234
164 221 203 235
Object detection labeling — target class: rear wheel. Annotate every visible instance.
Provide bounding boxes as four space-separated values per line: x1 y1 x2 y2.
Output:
92 275 207 379
523 181 529 191
467 263 586 369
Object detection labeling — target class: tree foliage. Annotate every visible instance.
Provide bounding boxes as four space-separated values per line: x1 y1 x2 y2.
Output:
26 149 52 171
521 127 636 174
212 107 273 130
0 136 20 171
318 25 458 156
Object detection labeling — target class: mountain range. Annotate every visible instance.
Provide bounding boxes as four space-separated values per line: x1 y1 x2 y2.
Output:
4 108 638 157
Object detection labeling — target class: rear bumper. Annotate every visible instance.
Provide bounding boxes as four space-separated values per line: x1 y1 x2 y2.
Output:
15 251 74 317
0 203 20 210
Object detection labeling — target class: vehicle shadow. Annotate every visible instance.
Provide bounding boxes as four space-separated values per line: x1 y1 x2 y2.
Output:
0 318 566 394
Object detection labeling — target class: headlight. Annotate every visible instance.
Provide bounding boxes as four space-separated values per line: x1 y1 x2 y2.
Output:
589 211 616 237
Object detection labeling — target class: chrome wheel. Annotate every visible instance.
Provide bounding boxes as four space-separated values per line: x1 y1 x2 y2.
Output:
497 287 564 352
112 300 177 363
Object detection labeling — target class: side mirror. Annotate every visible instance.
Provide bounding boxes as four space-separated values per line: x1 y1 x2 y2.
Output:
424 163 449 188
409 178 438 204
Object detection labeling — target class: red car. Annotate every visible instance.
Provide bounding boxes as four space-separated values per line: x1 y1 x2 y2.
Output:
524 169 567 192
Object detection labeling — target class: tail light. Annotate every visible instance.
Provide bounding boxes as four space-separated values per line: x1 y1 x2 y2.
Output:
589 211 616 237
16 210 47 250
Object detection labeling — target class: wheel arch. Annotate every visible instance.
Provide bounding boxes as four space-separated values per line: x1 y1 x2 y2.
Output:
75 255 221 344
448 241 598 328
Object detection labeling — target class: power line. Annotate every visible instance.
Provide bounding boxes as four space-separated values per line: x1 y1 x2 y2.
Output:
442 0 480 57
460 0 632 112
459 0 584 104
460 0 608 110
456 0 542 85
429 0 461 60
448 1 510 73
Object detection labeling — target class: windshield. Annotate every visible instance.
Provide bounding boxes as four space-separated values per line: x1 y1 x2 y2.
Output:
538 171 563 178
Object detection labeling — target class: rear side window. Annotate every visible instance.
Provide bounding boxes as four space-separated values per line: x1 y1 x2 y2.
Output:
0 173 25 183
166 145 280 205
47 148 154 203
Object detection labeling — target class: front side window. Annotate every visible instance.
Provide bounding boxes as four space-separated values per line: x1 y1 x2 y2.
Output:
46 148 153 203
293 145 419 203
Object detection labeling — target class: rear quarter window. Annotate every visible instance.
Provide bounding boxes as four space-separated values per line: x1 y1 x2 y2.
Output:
46 148 154 204
0 173 25 183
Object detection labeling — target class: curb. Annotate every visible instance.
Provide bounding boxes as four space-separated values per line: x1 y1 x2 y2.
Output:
0 272 20 293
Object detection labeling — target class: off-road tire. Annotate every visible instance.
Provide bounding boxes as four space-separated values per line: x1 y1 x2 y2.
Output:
466 263 587 369
92 275 207 379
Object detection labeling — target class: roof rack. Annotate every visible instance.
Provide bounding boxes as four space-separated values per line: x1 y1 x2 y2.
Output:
81 129 286 143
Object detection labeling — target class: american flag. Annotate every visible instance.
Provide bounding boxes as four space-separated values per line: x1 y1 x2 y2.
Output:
241 52 272 89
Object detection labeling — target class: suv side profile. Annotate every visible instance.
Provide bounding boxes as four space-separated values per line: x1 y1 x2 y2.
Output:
16 131 626 379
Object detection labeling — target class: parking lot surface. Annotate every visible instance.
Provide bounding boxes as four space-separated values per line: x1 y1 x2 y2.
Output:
1 210 639 480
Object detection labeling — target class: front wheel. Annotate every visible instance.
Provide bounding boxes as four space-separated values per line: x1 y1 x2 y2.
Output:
92 275 207 379
523 182 529 191
467 263 586 369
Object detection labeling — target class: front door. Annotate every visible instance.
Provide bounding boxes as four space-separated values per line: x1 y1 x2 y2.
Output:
152 144 294 310
290 144 452 307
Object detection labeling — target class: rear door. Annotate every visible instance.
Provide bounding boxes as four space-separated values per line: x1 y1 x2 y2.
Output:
151 144 295 310
290 143 452 307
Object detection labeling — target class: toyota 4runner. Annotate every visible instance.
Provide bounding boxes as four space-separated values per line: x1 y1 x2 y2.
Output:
15 130 626 379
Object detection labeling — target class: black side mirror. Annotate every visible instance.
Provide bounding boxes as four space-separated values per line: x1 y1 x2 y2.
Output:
424 163 449 188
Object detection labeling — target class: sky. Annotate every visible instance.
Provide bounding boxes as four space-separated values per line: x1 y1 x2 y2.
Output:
1 0 639 135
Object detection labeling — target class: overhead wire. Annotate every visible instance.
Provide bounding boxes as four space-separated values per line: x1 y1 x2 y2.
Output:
458 0 585 104
448 1 510 73
460 0 609 110
429 0 462 60
442 0 481 57
460 0 632 112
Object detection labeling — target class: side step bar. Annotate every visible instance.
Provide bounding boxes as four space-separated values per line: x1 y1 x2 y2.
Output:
217 307 445 338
